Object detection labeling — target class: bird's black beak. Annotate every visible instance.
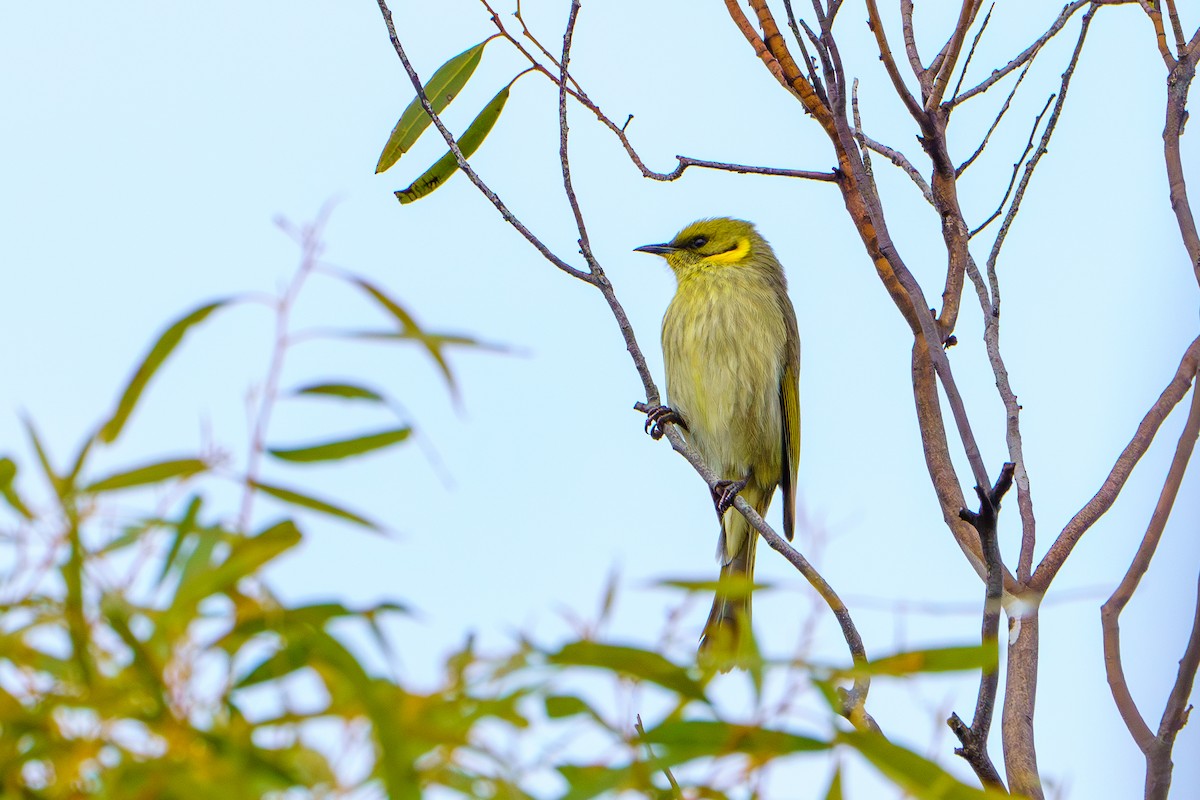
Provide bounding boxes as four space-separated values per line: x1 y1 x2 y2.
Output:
634 243 679 255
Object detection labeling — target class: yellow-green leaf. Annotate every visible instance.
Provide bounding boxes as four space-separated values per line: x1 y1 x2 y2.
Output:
395 83 511 204
376 40 490 174
0 457 32 519
250 480 379 530
268 427 411 463
547 641 705 702
292 382 386 403
837 729 1009 799
84 457 207 493
642 719 829 762
100 300 229 444
834 643 998 679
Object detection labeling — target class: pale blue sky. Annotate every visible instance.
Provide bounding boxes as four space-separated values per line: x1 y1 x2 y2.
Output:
2 1 1197 797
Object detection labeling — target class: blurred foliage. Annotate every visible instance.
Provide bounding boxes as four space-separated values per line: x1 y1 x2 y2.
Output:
0 214 1002 796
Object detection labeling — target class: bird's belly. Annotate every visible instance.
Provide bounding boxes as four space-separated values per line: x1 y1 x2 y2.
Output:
662 277 785 480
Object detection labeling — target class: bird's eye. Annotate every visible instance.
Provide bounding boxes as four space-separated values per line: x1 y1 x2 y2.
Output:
689 235 708 249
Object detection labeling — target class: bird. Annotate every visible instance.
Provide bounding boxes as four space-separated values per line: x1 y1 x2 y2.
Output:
635 217 800 669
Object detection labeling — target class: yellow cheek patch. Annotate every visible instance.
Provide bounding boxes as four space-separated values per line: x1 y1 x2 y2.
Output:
702 237 751 265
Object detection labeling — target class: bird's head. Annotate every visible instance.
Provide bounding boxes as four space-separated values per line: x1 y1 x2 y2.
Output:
634 218 768 278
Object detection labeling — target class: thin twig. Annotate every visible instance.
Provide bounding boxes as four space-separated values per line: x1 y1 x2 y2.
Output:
969 93 1055 239
557 0 597 273
926 0 984 110
483 0 835 185
1031 335 1200 593
951 0 1090 106
1101 384 1200 799
956 62 1032 177
950 3 994 104
856 130 934 205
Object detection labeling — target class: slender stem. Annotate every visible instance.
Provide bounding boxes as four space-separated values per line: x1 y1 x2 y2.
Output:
1101 384 1200 796
1031 335 1200 593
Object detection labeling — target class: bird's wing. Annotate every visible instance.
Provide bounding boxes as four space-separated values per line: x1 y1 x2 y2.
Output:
779 359 800 541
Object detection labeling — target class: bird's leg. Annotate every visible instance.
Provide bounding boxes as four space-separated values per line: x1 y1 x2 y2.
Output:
643 404 688 440
711 475 749 519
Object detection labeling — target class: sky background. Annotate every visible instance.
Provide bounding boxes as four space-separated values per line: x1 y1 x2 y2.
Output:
2 1 1198 797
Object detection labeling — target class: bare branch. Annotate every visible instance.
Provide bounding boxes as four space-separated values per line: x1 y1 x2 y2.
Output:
952 0 1090 106
970 93 1055 239
864 0 926 120
853 127 934 205
950 3 994 104
1031 335 1200 593
957 62 1032 177
1101 384 1200 797
1164 0 1188 54
557 1 596 272
984 7 1096 279
927 0 984 110
1161 47 1200 288
949 463 1016 789
900 0 926 84
635 401 877 728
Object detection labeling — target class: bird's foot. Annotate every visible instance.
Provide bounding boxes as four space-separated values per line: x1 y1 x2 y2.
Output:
644 404 687 440
712 477 749 518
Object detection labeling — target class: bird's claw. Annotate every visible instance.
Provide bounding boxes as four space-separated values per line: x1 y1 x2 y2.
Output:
712 477 749 518
644 404 686 440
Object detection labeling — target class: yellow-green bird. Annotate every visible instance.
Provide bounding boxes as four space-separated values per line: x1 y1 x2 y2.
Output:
636 218 800 667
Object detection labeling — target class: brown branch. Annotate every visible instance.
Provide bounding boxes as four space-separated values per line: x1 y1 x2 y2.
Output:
634 402 877 729
900 0 927 86
951 0 1091 106
1030 335 1200 593
1161 43 1200 288
956 63 1032 177
970 93 1055 239
1101 384 1200 799
949 463 1015 789
380 0 875 729
864 0 926 119
1164 0 1187 54
927 0 984 110
557 0 596 273
852 126 934 205
950 3 994 104
1139 0 1180 67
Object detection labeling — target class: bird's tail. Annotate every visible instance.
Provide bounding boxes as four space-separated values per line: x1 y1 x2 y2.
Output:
699 482 768 672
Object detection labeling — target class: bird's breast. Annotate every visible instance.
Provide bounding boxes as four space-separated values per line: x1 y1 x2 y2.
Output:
661 269 786 477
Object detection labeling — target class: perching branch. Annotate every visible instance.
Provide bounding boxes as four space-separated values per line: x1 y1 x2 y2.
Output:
377 0 876 728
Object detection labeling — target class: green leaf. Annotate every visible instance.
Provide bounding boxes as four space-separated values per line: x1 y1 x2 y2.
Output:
268 427 412 463
99 299 229 444
83 457 207 493
173 520 302 613
836 730 1009 799
352 278 459 397
23 415 64 497
250 480 379 530
823 765 844 800
544 694 592 719
834 644 998 679
156 495 203 588
546 641 706 702
292 382 386 403
395 82 512 204
0 457 32 519
376 40 490 174
654 575 772 599
642 719 829 762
